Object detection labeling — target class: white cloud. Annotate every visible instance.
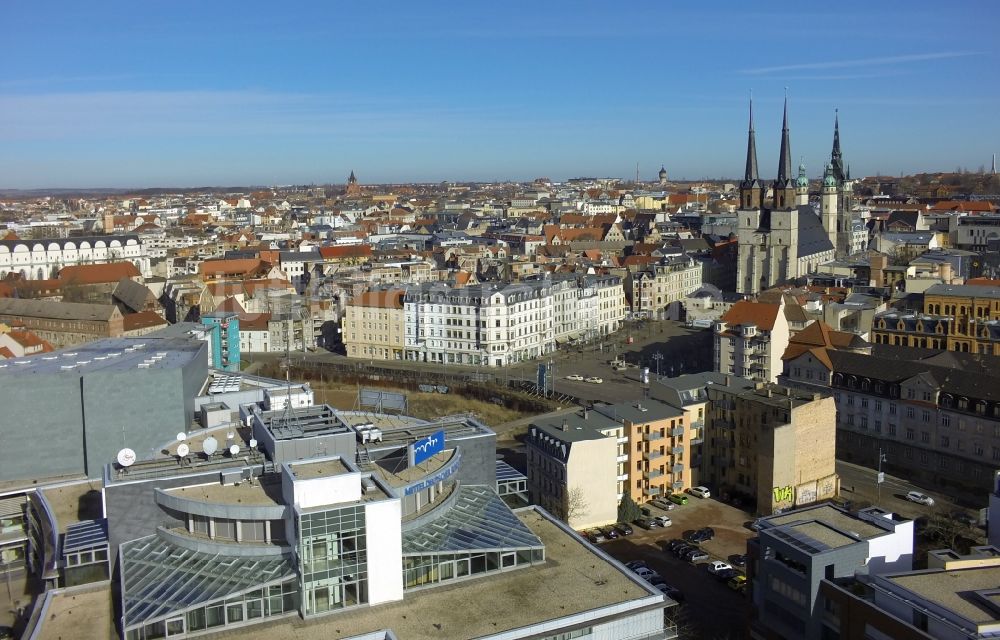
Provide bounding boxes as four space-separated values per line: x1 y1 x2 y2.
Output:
741 51 978 75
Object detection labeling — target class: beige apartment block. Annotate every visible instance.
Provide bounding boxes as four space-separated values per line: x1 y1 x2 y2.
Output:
525 410 621 530
342 288 405 360
706 380 838 515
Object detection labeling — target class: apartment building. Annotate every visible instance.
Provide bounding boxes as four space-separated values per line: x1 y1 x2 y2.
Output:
0 298 125 348
0 234 149 280
401 276 625 367
342 289 405 360
525 410 621 530
625 256 702 318
714 298 792 384
783 347 1000 494
595 400 690 502
871 283 1000 355
705 380 839 515
749 504 914 640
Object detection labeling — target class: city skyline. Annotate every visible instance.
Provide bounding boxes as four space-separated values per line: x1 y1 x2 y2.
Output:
2 1 999 188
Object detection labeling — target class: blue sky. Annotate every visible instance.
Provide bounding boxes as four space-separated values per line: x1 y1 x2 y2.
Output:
2 1 998 188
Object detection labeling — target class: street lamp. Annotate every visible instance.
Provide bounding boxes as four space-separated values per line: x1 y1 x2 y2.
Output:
652 352 664 380
876 449 887 506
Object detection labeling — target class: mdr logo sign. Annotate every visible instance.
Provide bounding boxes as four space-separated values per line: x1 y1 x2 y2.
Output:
409 430 446 466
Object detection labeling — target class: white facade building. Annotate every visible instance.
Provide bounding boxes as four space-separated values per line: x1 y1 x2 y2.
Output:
0 234 150 280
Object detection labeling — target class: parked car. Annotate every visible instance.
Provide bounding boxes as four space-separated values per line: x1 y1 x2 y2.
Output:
640 506 654 517
685 549 710 563
684 527 715 543
688 485 711 499
906 491 935 506
651 497 677 511
585 376 604 384
707 561 734 576
729 553 748 568
625 560 647 571
586 529 607 543
661 585 685 602
716 568 738 580
668 493 689 505
673 544 693 558
615 522 634 536
653 515 672 527
666 538 687 552
600 525 620 540
565 374 584 381
727 574 748 593
634 567 656 580
634 517 659 530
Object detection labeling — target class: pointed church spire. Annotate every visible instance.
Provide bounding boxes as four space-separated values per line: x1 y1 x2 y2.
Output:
776 95 793 184
348 170 357 184
743 96 759 185
831 110 846 182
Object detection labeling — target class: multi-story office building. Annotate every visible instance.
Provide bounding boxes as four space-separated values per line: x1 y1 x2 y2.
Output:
749 504 914 640
871 283 1000 355
342 289 405 360
714 298 792 384
783 347 1000 494
820 545 1000 640
705 380 839 514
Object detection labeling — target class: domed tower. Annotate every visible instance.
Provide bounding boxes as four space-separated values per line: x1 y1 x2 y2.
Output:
795 161 809 206
821 163 839 250
658 166 668 185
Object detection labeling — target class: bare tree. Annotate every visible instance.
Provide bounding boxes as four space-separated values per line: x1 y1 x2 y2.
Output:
565 486 589 524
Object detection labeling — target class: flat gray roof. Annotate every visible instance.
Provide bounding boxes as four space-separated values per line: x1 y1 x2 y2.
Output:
530 410 620 442
765 504 888 541
0 336 202 376
596 399 684 423
886 565 1000 626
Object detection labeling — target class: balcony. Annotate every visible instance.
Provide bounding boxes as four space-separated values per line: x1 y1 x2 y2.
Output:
671 446 685 456
672 481 684 491
644 469 664 480
644 449 664 461
670 426 685 437
643 431 664 442
672 463 684 474
643 485 662 497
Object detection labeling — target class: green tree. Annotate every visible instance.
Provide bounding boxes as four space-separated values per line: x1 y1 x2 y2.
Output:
618 493 642 524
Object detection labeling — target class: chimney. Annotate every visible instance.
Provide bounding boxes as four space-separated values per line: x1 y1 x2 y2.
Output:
561 419 569 431
725 375 731 386
583 406 589 420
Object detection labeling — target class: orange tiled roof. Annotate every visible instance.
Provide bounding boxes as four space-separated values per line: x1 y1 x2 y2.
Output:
318 245 373 260
199 258 269 277
59 262 140 285
351 290 404 309
122 311 168 332
720 300 782 331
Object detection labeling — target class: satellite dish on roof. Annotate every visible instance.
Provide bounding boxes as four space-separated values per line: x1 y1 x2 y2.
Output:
249 438 258 449
117 448 136 468
227 432 235 440
202 436 218 456
176 443 190 458
176 432 187 442
229 444 240 456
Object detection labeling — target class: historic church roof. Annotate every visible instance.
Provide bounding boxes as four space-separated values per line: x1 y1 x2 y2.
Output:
774 97 794 189
742 98 759 188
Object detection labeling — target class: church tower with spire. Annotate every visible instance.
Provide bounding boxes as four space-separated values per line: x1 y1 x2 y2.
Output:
739 98 762 210
772 97 797 210
821 162 839 251
829 111 855 256
795 161 809 206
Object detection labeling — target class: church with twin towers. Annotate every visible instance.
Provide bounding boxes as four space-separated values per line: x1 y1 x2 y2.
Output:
735 97 856 295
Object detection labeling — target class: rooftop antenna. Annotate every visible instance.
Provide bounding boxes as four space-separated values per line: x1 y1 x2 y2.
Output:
202 435 219 457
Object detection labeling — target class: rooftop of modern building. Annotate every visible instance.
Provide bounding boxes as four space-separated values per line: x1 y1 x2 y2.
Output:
364 449 455 489
711 381 825 410
224 508 664 640
287 457 353 481
262 404 353 441
165 476 285 507
881 564 1000 628
0 336 204 377
362 414 495 451
763 504 900 544
32 582 115 640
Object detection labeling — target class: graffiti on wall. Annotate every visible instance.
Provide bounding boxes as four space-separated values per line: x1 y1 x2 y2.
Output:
772 485 793 506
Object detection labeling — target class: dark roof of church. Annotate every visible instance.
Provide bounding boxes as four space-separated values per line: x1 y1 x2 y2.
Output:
797 206 836 258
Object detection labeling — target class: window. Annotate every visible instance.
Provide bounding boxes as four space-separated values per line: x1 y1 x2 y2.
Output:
874 420 882 433
907 388 915 399
940 436 950 448
921 432 930 444
922 410 930 423
860 416 868 430
861 398 869 409
875 400 882 412
942 414 951 428
847 395 855 406
890 403 897 415
907 407 915 419
906 428 915 441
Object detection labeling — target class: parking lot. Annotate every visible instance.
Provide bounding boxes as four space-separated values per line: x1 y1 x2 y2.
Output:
595 496 754 639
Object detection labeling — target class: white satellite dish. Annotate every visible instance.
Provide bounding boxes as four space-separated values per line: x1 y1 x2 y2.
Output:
249 438 258 449
117 448 136 468
229 444 240 456
176 432 187 442
177 443 190 457
202 436 218 456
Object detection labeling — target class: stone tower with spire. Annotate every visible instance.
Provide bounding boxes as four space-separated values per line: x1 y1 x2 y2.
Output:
828 111 855 256
736 97 836 295
821 162 839 251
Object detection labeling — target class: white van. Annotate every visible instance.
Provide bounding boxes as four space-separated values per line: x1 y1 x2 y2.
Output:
689 486 711 499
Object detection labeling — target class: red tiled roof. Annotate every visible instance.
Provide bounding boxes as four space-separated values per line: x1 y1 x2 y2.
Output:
59 262 140 285
720 300 782 331
238 312 271 331
199 258 269 277
350 290 404 309
122 311 168 332
318 245 373 260
0 346 14 359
